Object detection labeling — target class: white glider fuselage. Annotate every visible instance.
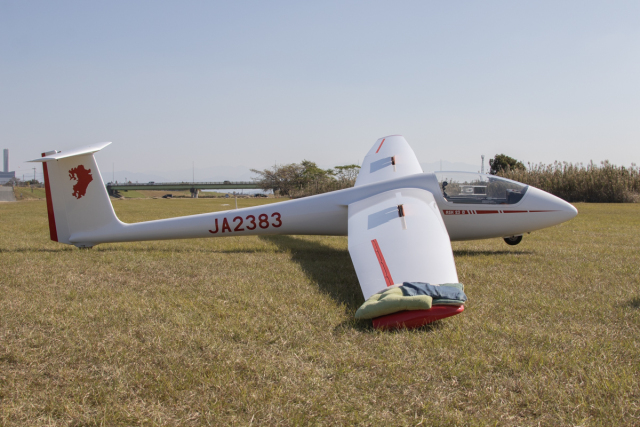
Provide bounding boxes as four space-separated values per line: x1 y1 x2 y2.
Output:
69 171 576 247
32 137 578 302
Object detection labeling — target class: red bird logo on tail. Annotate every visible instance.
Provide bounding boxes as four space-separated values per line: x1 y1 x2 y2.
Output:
69 165 93 199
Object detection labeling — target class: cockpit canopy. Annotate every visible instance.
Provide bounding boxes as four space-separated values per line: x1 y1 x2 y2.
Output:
435 172 528 205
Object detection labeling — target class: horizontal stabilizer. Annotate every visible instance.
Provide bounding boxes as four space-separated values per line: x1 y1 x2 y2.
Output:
29 142 112 162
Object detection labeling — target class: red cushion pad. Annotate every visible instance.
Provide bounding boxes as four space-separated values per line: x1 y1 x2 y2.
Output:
372 305 464 330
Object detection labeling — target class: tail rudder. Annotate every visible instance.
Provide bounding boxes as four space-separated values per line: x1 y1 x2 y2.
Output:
30 142 120 246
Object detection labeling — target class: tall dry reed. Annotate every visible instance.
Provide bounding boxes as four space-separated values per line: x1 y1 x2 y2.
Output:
499 161 640 203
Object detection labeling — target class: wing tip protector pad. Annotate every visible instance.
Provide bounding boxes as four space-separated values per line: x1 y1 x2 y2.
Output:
372 305 464 330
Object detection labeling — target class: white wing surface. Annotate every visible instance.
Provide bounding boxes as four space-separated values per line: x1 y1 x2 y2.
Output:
348 188 458 299
354 135 423 187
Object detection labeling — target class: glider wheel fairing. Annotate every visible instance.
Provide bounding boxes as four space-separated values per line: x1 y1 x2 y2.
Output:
503 235 523 245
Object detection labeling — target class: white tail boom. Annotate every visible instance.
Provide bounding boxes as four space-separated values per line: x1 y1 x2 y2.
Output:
30 141 358 247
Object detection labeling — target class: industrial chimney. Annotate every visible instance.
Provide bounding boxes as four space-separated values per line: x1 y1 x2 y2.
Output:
3 149 7 173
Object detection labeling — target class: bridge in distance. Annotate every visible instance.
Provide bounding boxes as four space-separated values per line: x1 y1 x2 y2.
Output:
106 181 262 198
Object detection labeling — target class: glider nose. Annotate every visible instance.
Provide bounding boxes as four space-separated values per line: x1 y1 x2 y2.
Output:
526 187 578 225
562 198 578 219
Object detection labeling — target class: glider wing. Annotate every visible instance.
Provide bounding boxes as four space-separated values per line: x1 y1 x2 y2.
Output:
354 135 423 187
348 188 458 299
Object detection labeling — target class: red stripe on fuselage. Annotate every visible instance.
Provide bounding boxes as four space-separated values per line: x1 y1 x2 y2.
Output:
375 138 385 154
41 155 58 242
371 239 394 286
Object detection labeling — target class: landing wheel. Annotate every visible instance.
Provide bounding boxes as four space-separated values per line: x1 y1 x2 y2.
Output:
503 235 523 245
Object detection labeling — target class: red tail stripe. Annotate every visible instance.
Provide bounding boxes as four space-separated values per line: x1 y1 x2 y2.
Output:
41 156 58 242
375 138 386 154
371 239 394 286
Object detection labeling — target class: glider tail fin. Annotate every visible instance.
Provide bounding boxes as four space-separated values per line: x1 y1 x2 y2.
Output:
30 142 120 247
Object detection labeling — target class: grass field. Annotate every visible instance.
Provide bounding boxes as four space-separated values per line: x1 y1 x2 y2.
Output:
12 186 47 200
118 190 233 199
1 199 639 426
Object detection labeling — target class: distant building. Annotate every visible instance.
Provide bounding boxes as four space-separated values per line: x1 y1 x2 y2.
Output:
0 172 14 184
0 149 16 184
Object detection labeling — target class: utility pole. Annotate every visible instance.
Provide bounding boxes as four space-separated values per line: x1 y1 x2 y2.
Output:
32 167 36 181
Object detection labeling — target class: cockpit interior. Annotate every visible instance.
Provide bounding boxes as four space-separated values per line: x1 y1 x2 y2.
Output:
435 172 528 205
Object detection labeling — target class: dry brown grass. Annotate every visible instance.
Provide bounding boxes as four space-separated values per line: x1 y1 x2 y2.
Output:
1 199 639 426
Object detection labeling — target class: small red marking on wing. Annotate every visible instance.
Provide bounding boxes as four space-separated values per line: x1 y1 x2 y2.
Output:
371 239 394 286
528 210 559 212
375 138 386 154
475 210 500 214
503 210 528 213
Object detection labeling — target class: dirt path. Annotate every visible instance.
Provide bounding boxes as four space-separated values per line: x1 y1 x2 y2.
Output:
0 187 16 202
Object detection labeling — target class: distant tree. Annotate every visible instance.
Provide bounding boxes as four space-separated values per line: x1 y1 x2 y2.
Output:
333 164 361 186
489 154 525 175
251 160 335 197
252 162 361 197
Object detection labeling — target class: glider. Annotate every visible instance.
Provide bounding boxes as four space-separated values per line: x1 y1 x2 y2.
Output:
30 136 577 329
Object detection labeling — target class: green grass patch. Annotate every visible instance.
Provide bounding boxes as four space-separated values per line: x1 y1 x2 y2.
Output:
1 200 639 426
12 186 47 200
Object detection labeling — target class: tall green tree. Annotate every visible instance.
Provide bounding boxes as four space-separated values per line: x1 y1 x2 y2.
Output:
489 154 525 175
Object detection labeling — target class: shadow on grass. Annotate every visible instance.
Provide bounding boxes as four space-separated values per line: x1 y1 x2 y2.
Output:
94 246 275 254
0 247 75 253
453 249 534 257
333 318 448 334
259 236 458 335
626 297 640 309
259 235 364 313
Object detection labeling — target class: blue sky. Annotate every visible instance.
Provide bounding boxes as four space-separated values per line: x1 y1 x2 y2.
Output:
2 1 639 182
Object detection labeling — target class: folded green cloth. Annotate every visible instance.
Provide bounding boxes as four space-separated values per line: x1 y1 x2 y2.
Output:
355 287 432 319
355 283 467 320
